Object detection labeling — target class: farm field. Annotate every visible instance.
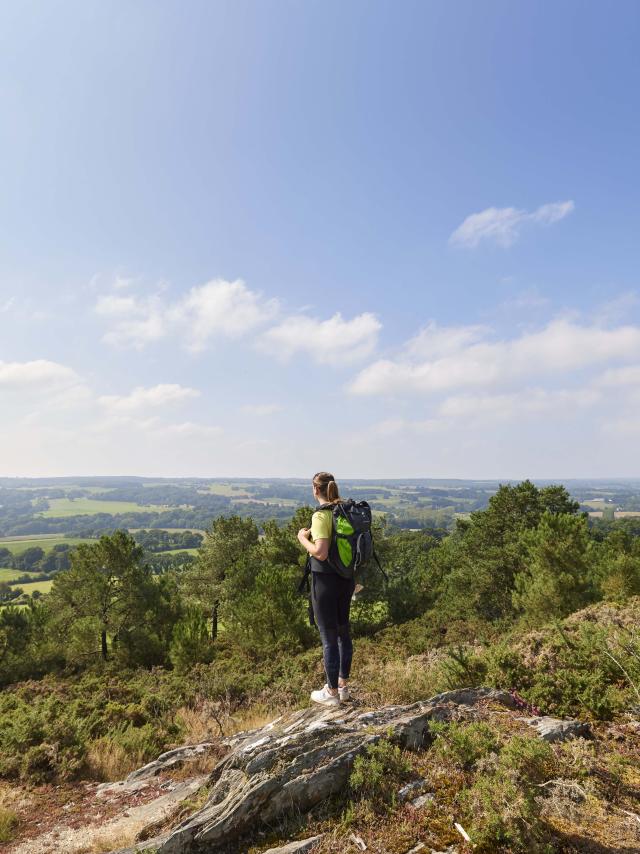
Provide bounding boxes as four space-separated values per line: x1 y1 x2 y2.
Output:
231 497 298 506
12 579 54 595
200 483 251 496
588 510 640 518
161 548 199 555
0 535 93 553
36 498 169 517
128 527 206 535
0 568 38 582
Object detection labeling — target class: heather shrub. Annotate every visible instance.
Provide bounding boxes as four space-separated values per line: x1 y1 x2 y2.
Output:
349 738 411 806
0 808 19 844
429 721 498 770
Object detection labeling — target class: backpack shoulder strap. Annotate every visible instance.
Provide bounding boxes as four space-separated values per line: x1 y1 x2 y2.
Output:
372 547 389 583
297 554 312 594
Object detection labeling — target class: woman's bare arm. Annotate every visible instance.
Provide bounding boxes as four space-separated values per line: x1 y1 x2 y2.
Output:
297 528 329 561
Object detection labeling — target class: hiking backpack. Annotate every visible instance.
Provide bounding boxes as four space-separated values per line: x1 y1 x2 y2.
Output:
299 500 387 592
297 499 387 626
319 500 386 581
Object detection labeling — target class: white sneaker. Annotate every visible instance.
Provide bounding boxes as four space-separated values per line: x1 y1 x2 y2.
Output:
338 685 350 702
310 684 340 706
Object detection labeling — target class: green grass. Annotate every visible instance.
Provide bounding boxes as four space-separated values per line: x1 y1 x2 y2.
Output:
128 527 206 534
11 580 54 595
231 497 298 506
0 569 37 582
201 483 250 496
161 548 199 555
0 536 92 554
36 498 168 518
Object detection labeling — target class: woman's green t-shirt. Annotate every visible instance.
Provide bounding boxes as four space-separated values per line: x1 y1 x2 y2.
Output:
310 509 334 573
311 509 333 541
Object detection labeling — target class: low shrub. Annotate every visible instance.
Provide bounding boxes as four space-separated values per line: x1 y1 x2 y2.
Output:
0 807 19 843
349 738 412 806
429 721 498 770
462 768 551 853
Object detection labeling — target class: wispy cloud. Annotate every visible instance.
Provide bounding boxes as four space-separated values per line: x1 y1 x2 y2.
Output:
349 319 640 396
95 278 278 351
259 312 381 365
0 359 79 387
98 384 200 413
449 200 574 249
405 321 488 359
152 421 222 439
241 403 283 416
594 364 640 387
437 387 600 421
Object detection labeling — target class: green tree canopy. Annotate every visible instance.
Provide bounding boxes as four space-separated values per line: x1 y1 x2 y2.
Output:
48 530 155 662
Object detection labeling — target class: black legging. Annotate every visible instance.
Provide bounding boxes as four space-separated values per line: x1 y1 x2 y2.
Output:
311 571 356 689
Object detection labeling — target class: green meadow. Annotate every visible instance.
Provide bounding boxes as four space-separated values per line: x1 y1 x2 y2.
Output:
15 580 54 595
36 498 168 518
162 548 199 555
0 568 37 582
0 535 92 554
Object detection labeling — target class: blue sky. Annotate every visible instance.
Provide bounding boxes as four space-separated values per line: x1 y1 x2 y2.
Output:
1 1 640 478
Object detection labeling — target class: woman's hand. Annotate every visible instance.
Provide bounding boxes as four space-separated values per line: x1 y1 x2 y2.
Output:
297 527 311 543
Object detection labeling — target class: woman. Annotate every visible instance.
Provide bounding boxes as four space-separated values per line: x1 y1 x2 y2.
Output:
297 472 355 706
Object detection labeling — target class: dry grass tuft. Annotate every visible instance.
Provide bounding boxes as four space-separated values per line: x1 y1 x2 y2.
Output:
226 705 280 736
75 826 143 854
84 740 147 782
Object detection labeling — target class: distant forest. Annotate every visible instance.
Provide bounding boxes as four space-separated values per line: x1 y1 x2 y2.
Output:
2 476 640 538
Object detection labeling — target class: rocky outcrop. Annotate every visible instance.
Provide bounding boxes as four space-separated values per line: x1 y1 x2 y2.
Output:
124 743 219 783
520 715 592 742
104 687 590 854
151 688 514 853
261 836 325 854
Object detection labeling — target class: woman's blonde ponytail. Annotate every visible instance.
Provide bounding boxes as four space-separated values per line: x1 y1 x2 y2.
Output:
313 472 342 504
326 480 339 503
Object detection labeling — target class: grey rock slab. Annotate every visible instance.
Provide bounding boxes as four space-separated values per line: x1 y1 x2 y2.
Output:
126 742 217 782
261 835 325 853
521 715 592 742
110 834 171 854
410 793 434 809
150 688 509 853
97 778 152 798
398 779 428 801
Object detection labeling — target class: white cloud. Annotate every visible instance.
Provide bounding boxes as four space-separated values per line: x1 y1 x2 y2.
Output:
350 319 640 396
95 293 167 349
98 384 200 413
95 278 277 351
95 294 138 315
406 321 488 359
1 297 16 313
437 387 600 421
260 312 381 365
530 201 575 225
154 421 222 439
174 279 278 352
497 288 551 312
113 275 136 290
372 417 444 436
449 200 574 249
594 291 640 325
241 403 282 416
594 364 640 388
0 359 79 387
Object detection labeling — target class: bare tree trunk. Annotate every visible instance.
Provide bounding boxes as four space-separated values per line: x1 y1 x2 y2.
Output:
211 601 219 642
101 629 108 660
